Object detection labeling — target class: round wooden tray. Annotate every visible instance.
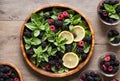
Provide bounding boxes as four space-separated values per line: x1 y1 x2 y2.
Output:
0 62 23 81
20 4 95 78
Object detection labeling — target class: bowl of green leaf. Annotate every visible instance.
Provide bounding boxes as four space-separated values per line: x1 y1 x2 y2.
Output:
97 0 120 25
20 4 94 78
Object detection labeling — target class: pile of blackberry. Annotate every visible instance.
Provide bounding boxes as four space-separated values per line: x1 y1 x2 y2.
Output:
108 29 120 44
99 54 120 74
98 0 120 23
79 71 102 81
0 65 20 81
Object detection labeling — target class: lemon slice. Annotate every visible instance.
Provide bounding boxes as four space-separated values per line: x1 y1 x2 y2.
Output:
59 31 74 44
73 26 85 42
62 52 79 69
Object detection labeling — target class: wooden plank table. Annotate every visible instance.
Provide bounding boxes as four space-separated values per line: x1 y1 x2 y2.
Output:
0 0 120 81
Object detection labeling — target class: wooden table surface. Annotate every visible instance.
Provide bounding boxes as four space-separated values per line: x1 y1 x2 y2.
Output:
0 0 120 81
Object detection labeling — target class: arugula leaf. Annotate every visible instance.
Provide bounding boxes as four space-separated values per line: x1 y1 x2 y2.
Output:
104 4 116 13
25 22 37 31
109 14 119 19
33 30 40 37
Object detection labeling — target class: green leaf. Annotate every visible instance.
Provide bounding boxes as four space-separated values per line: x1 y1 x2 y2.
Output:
72 42 77 52
43 54 48 62
84 43 90 53
109 14 119 19
42 45 49 52
67 10 75 15
64 19 71 25
25 44 31 50
23 36 32 44
51 66 57 73
85 30 91 37
47 46 52 54
34 46 42 54
72 18 80 25
33 30 40 37
25 22 37 31
51 15 57 20
104 4 116 13
69 25 74 32
31 38 41 45
109 37 115 41
79 20 88 29
113 3 120 9
51 49 57 55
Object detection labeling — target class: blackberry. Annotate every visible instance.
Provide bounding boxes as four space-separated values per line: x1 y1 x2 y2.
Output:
50 43 56 48
113 66 119 73
104 0 118 5
94 77 101 81
0 65 4 68
10 73 16 78
49 11 54 16
54 20 63 27
65 44 72 52
43 14 50 19
53 55 59 60
0 72 4 78
48 56 54 61
38 31 44 39
41 41 47 48
104 62 110 67
54 28 59 33
111 37 120 44
81 54 87 61
58 59 63 64
0 78 4 81
111 29 119 36
83 36 92 44
3 74 9 79
87 76 94 81
90 71 95 77
26 49 34 56
114 60 119 66
49 60 55 66
24 30 32 38
110 60 114 65
62 25 69 30
76 47 84 54
55 63 61 69
4 66 11 72
110 54 116 61
57 51 63 58
116 6 120 13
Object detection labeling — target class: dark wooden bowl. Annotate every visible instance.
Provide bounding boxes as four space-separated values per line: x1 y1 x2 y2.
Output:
20 4 95 78
0 62 23 81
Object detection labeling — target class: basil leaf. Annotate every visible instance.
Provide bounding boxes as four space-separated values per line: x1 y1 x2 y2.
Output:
84 43 90 53
23 36 32 44
33 30 40 37
25 22 37 31
69 25 74 32
109 14 119 19
85 30 92 37
113 3 120 9
31 38 41 45
34 46 42 54
64 19 71 25
51 49 57 55
104 4 116 13
110 37 115 41
67 10 75 15
47 46 52 54
51 15 57 20
25 44 31 50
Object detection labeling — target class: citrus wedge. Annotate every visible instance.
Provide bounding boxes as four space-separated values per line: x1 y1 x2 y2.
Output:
59 31 74 44
62 52 79 69
73 26 85 42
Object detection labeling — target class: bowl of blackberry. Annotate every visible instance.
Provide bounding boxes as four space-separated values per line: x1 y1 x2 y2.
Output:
97 0 120 25
78 70 104 81
20 4 94 77
98 52 120 77
0 62 23 81
107 29 120 46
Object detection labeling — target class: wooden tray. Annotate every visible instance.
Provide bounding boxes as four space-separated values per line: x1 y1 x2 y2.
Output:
20 4 95 78
0 62 23 81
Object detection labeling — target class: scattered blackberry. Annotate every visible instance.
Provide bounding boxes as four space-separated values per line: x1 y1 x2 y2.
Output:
50 43 56 48
54 20 63 27
116 6 120 13
55 63 61 69
83 36 92 43
76 47 84 54
43 14 51 19
48 56 54 61
53 55 59 60
49 60 55 66
26 49 34 56
65 44 72 52
41 41 47 48
81 54 87 61
38 31 44 39
24 29 32 38
58 59 63 64
62 25 69 30
57 51 63 58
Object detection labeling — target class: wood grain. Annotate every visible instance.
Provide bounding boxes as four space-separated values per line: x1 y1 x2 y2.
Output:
0 0 120 81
